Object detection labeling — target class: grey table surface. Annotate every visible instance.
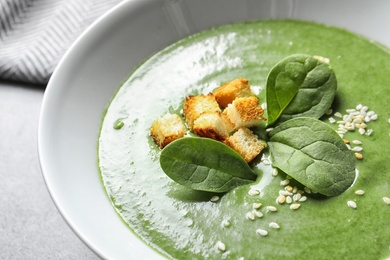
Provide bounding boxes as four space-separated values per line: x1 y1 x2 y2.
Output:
0 81 99 259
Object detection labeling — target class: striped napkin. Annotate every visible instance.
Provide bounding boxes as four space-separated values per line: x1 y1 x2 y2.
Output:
0 0 123 85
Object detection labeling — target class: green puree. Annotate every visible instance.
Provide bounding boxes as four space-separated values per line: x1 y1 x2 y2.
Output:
98 20 390 259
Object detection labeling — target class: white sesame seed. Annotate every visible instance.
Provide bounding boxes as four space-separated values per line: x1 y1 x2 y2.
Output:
254 211 264 218
267 206 278 212
266 128 274 132
358 128 366 135
383 197 390 205
271 168 278 176
262 158 271 165
352 140 362 145
365 129 373 136
361 106 368 113
356 104 363 110
346 109 356 113
248 189 260 196
290 203 301 210
286 196 293 204
366 111 375 117
279 190 293 196
210 196 220 202
347 200 357 209
353 117 362 124
256 228 268 236
280 179 290 186
299 196 307 202
246 211 255 220
364 116 371 123
292 186 298 194
293 193 302 201
304 187 312 194
334 112 343 118
351 146 363 152
216 241 226 252
253 203 262 210
277 195 286 204
337 120 346 124
269 222 280 229
355 190 365 196
370 114 378 121
329 117 336 123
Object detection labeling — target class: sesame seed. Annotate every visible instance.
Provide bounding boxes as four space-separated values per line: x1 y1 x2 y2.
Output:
355 153 363 160
304 187 312 194
280 190 292 196
329 117 336 123
262 158 271 165
277 195 286 204
266 127 274 132
293 193 302 202
356 104 363 110
285 185 293 192
256 229 268 236
246 211 255 221
358 128 366 135
210 196 220 202
271 168 278 176
347 200 357 209
254 211 264 218
286 196 293 204
253 202 262 210
292 186 298 194
355 190 365 196
383 197 390 205
299 196 307 202
280 179 290 186
248 189 260 196
267 206 278 212
352 140 362 145
290 203 301 210
346 109 356 113
326 108 333 115
269 222 280 229
361 106 368 113
343 139 350 144
365 129 373 136
334 112 343 118
351 146 363 152
216 241 226 252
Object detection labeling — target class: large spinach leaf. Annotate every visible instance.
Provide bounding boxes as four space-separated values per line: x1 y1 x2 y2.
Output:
160 137 257 193
267 117 356 196
266 54 337 125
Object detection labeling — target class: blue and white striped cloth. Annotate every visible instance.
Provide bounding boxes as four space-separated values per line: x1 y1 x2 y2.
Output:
0 0 122 84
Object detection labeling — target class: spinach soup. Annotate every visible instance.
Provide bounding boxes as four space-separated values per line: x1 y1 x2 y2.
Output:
98 20 390 259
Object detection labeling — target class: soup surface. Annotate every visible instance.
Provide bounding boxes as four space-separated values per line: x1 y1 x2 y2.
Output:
99 20 390 259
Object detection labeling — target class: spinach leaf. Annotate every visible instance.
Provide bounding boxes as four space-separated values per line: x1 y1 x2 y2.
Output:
267 117 356 196
160 137 257 193
266 54 337 125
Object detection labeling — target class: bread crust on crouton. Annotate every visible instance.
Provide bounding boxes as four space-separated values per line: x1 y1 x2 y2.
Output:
213 78 253 108
224 127 266 162
150 113 186 148
193 112 234 141
183 93 221 130
224 96 265 130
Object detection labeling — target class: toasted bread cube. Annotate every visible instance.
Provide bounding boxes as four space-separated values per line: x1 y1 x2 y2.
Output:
223 96 265 130
183 93 221 130
193 112 234 141
224 127 266 162
213 78 253 108
150 113 186 148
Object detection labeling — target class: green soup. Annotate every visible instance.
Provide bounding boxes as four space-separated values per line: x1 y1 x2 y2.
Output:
98 20 390 259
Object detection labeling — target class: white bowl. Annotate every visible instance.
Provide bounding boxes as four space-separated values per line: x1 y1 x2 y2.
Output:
38 0 390 259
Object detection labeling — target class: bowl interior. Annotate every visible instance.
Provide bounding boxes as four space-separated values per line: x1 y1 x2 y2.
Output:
38 0 390 258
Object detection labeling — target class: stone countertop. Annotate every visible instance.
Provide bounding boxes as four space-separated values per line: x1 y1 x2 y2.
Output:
0 81 99 259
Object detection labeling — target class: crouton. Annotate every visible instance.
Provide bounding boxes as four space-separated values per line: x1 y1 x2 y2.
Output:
223 96 265 130
213 78 253 108
150 113 186 148
224 127 266 162
193 112 234 141
183 93 221 130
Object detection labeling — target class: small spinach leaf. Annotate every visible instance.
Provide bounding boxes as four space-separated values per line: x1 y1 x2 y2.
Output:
266 54 337 125
160 137 257 193
267 117 355 196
